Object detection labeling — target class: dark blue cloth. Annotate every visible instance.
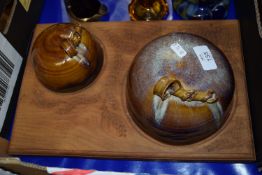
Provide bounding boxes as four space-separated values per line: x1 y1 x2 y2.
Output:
20 156 261 175
39 0 236 23
19 0 262 174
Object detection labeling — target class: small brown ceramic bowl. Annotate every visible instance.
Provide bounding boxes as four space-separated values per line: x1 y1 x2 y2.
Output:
31 23 103 92
127 32 234 145
64 0 107 22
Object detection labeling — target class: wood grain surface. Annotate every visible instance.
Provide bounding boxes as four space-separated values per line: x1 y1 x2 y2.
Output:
8 20 255 160
0 138 8 155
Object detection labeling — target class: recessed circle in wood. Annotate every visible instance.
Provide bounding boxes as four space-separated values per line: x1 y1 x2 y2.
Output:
31 23 103 92
127 32 235 145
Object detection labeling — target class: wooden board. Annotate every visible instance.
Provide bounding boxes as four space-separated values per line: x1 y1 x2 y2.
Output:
0 138 8 155
8 20 255 160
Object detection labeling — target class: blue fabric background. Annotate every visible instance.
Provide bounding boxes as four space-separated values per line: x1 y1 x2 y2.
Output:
19 0 261 174
39 0 236 23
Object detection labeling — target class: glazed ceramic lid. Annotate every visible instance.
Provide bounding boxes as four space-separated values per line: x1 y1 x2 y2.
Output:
127 32 234 144
32 23 103 92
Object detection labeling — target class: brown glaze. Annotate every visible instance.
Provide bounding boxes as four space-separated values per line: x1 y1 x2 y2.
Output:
153 75 218 103
127 32 235 144
128 0 169 21
32 23 103 92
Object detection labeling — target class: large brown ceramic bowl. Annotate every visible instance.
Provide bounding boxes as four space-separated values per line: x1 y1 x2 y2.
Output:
127 33 234 144
32 23 103 92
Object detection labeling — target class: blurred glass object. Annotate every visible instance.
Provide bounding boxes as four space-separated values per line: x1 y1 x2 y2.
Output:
128 0 169 21
64 0 107 22
0 0 17 34
173 0 230 19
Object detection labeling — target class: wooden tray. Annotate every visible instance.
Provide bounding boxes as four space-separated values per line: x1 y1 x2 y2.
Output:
9 20 255 160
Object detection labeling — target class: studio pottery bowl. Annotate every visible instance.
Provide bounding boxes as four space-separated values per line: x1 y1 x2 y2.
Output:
32 23 103 92
127 33 234 144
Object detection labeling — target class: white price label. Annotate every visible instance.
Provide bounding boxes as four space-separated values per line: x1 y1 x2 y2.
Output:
170 43 187 58
193 45 217 71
